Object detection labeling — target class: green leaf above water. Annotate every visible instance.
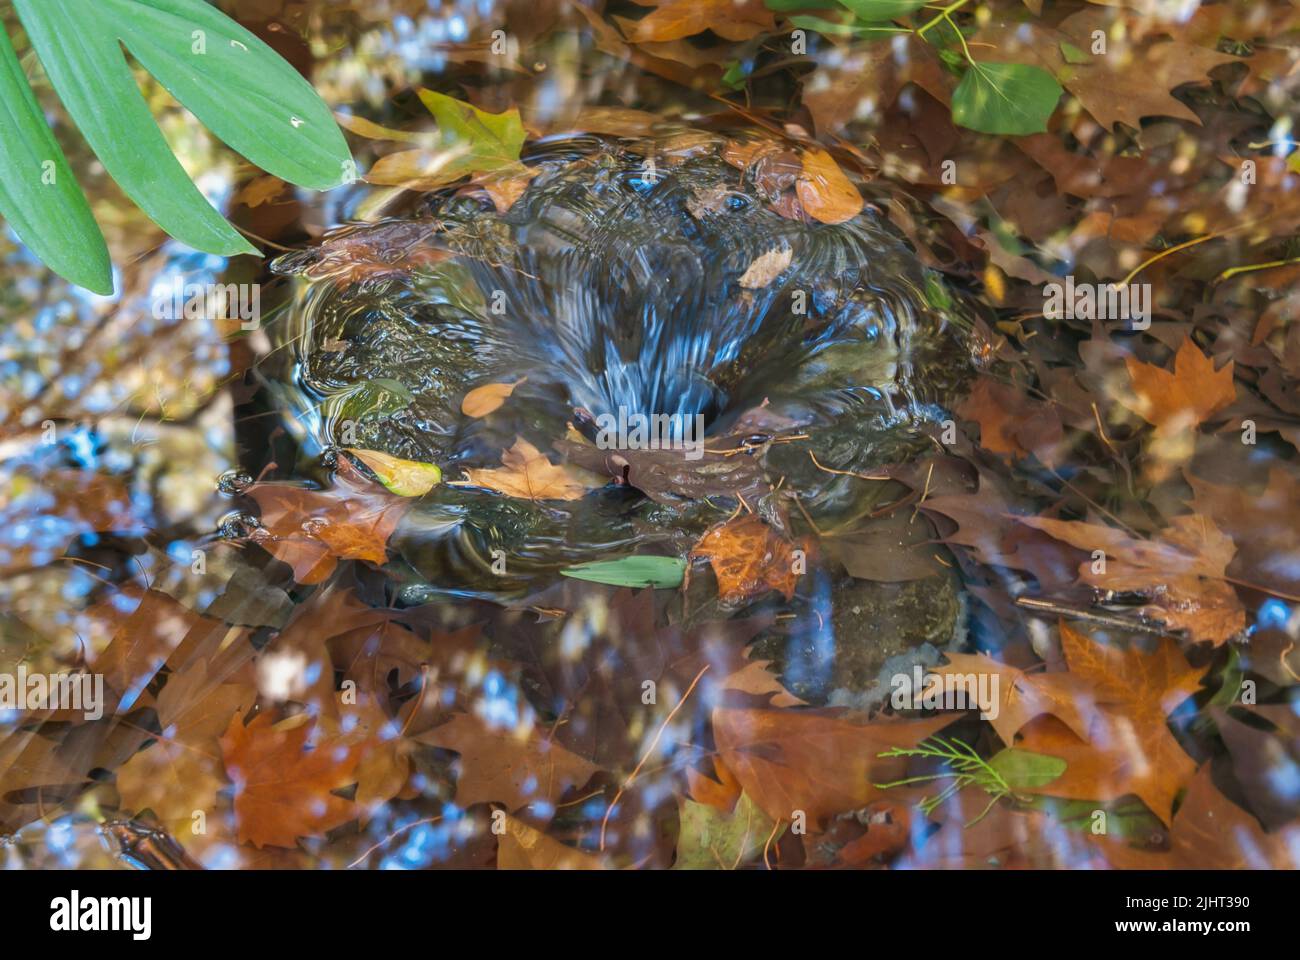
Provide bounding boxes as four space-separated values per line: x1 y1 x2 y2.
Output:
836 0 929 20
789 14 911 38
416 90 526 182
951 61 1063 136
560 555 686 589
2 0 352 292
0 26 110 293
988 748 1067 790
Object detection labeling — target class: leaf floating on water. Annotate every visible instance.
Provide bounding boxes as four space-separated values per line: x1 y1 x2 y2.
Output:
738 246 793 289
689 515 808 604
461 377 527 418
461 438 604 501
795 147 863 224
245 461 412 584
560 555 687 589
343 449 441 497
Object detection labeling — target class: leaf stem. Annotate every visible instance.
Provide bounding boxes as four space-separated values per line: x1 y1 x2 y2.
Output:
916 0 971 38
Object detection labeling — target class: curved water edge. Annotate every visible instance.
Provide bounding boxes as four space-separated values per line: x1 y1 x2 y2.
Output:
260 134 976 606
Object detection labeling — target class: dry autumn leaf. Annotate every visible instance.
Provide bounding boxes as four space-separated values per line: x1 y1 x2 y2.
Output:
796 148 863 225
461 377 527 418
689 515 808 604
461 437 604 501
219 712 367 849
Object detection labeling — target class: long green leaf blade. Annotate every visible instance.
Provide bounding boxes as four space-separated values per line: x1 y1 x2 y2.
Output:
560 555 686 589
0 25 110 293
13 0 256 256
103 0 351 190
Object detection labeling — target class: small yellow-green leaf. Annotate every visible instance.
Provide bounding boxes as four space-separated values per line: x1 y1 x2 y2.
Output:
345 449 442 497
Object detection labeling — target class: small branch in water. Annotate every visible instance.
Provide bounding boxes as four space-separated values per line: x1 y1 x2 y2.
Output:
1014 596 1176 637
807 449 890 482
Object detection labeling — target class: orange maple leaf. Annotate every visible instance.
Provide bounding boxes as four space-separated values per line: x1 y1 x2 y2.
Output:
246 459 410 584
220 712 366 849
689 515 808 604
1122 338 1235 436
1014 624 1206 824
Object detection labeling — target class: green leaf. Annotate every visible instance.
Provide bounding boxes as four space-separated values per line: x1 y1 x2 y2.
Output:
836 0 929 20
673 792 782 870
988 748 1067 790
330 378 416 422
9 0 353 272
763 0 817 11
1059 41 1089 65
721 60 748 91
560 555 686 589
789 14 910 38
98 0 351 190
416 90 525 183
951 61 1063 136
0 26 110 293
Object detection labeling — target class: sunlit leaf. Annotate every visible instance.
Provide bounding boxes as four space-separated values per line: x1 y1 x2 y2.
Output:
561 555 687 589
0 27 110 293
951 61 1062 136
9 0 352 270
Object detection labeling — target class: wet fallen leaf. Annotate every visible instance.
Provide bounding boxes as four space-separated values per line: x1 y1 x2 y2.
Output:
933 652 1095 746
1013 624 1206 824
626 0 774 44
711 707 956 824
1122 338 1236 437
233 174 287 208
496 814 607 869
343 448 442 497
220 711 366 849
1095 764 1297 869
415 711 601 811
461 377 527 418
796 148 863 225
246 458 412 584
461 437 604 501
1018 513 1246 644
689 515 808 604
738 246 793 289
674 791 779 869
